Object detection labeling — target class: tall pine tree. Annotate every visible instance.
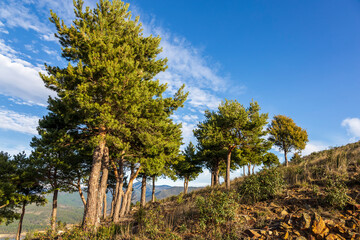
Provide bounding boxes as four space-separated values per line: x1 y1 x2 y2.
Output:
41 0 187 228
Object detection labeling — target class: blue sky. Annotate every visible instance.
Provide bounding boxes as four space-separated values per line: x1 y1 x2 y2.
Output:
0 0 359 186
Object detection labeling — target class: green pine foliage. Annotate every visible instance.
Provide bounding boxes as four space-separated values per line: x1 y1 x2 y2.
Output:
268 115 308 167
173 142 203 194
0 152 19 225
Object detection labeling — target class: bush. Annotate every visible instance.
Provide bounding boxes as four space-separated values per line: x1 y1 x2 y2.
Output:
196 190 238 230
324 176 349 209
238 168 284 203
135 207 164 238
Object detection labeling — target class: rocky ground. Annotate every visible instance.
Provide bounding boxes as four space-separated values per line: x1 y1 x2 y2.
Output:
238 187 360 240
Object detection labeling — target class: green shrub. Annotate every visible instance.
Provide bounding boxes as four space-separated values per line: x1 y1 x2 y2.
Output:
134 207 167 239
238 168 284 203
196 190 238 230
324 176 349 209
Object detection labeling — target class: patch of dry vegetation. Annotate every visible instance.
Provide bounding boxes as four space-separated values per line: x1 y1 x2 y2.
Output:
29 141 360 239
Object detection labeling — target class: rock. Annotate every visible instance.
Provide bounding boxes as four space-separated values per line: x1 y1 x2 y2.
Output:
311 213 329 238
280 222 292 230
325 233 346 240
333 224 346 234
345 219 358 229
244 229 261 238
299 212 311 229
308 234 316 240
281 209 289 216
283 231 290 239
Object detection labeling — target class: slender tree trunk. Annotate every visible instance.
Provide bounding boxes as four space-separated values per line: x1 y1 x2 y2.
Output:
95 147 109 227
103 194 107 219
140 174 147 207
119 166 141 217
214 162 220 186
226 150 232 189
243 165 246 176
77 179 86 207
125 189 132 215
50 189 58 232
82 132 106 229
252 164 255 175
112 159 124 223
152 175 156 203
211 171 214 187
284 150 288 167
110 189 115 218
248 164 251 176
185 177 189 194
16 201 26 240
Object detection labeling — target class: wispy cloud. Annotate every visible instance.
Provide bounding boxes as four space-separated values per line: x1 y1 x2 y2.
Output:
0 109 39 135
0 1 50 33
0 40 54 106
342 117 360 140
139 18 231 111
302 141 328 156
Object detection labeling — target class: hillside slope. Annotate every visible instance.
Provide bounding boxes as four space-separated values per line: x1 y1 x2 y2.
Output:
0 184 200 237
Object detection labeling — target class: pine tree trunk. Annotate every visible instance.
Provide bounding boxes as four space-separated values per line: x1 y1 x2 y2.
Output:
125 189 132 215
226 150 232 189
252 164 255 175
103 194 107 219
183 178 187 194
16 201 26 240
248 164 251 175
51 189 58 232
119 166 141 217
140 174 147 207
214 162 220 186
95 147 109 227
284 150 288 167
243 165 246 176
112 159 124 223
110 189 115 218
82 133 106 229
151 176 156 203
184 177 189 194
77 179 86 207
211 171 214 187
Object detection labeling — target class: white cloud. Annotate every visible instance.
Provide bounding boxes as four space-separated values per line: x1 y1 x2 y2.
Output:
0 2 49 33
302 141 328 156
0 109 39 135
139 18 233 111
187 87 221 110
342 118 360 139
181 122 196 145
0 20 8 34
0 143 32 156
0 50 54 106
182 114 198 122
43 46 57 56
271 141 328 157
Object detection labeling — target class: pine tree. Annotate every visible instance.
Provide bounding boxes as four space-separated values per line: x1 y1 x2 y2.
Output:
173 142 202 194
268 115 308 167
0 152 19 225
31 112 92 231
12 153 46 240
263 153 280 168
41 0 187 228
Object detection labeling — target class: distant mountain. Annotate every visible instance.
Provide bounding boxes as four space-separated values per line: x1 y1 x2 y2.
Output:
132 181 201 202
0 183 202 236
